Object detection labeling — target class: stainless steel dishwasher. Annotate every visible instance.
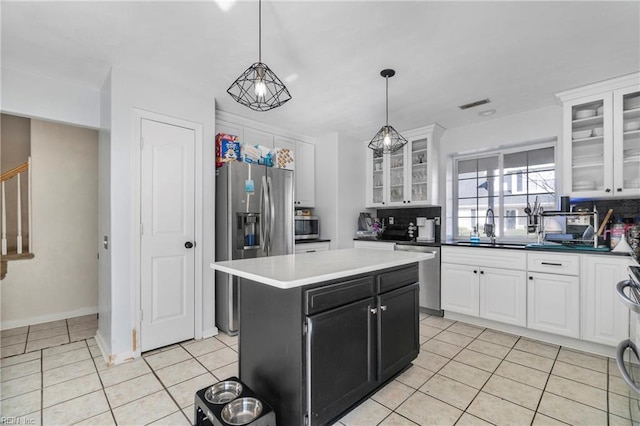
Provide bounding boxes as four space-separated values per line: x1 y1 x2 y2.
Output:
394 244 442 316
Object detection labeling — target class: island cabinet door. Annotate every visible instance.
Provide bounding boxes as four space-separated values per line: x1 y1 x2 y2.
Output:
306 297 376 426
378 282 420 382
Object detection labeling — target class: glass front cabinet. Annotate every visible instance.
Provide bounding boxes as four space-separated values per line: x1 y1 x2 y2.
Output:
557 73 640 198
365 124 444 207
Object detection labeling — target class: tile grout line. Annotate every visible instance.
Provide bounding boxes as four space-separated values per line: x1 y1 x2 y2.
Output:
87 339 117 425
142 351 193 424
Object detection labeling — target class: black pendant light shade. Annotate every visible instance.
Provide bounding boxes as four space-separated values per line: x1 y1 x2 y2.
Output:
227 61 291 112
227 0 291 112
368 69 407 155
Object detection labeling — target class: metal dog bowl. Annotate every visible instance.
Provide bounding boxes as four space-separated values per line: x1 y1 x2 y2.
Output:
221 397 263 425
204 381 243 404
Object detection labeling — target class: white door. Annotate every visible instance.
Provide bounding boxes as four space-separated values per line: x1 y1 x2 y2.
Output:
140 118 196 351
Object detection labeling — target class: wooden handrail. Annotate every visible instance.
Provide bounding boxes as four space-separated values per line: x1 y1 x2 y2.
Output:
1 162 28 182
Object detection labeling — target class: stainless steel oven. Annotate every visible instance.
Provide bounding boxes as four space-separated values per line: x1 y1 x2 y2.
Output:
616 265 640 421
295 216 320 240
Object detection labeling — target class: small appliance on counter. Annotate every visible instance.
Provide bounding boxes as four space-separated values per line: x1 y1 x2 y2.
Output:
416 217 435 242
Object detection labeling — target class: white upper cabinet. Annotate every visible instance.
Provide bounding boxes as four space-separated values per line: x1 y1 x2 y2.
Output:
365 124 444 208
294 140 315 208
556 73 640 198
216 112 316 208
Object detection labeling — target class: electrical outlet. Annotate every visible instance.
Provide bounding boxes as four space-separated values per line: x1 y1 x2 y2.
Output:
434 216 440 226
389 217 395 225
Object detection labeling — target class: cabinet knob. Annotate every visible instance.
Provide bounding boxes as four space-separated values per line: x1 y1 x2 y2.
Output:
529 276 533 280
473 270 478 274
382 202 385 205
380 305 387 311
617 188 622 192
605 188 611 193
403 201 406 204
370 308 378 315
480 270 484 274
407 200 411 203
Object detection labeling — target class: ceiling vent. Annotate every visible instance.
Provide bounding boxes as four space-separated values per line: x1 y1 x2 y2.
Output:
459 99 491 110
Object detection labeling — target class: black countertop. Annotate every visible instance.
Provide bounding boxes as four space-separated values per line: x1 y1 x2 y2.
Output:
295 239 331 244
442 241 635 258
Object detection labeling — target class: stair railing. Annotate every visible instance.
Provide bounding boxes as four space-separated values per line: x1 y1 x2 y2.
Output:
1 158 31 255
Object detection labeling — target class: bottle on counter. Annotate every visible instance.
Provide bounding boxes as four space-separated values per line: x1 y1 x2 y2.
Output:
470 226 480 244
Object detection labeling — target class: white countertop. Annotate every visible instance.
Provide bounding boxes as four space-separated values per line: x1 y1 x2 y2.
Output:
210 248 435 289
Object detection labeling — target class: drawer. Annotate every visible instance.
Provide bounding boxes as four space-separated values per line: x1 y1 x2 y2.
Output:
377 264 419 294
353 241 396 250
305 276 374 315
295 241 330 254
527 252 580 276
441 247 526 270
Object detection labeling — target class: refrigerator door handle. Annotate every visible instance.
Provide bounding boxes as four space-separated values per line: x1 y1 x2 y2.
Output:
268 176 275 252
260 176 268 252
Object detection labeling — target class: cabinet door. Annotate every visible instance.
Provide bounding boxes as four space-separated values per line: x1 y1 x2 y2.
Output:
387 149 406 205
216 120 244 140
527 272 580 338
295 141 315 207
479 267 527 327
244 127 274 148
274 135 296 171
582 255 630 346
406 137 430 205
613 86 640 197
366 148 386 207
441 263 479 316
307 297 376 425
378 283 419 382
563 93 614 197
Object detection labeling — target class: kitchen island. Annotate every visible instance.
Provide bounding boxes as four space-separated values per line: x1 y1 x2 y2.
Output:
211 248 434 426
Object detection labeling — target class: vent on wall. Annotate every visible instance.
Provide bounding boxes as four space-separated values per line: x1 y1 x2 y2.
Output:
459 99 491 110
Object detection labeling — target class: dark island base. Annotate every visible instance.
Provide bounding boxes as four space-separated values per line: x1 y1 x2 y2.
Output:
238 264 420 426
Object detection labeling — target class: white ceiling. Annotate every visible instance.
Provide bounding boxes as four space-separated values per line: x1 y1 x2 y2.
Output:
2 1 639 141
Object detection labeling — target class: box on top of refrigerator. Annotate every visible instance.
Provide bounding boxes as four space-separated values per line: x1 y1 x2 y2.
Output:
216 133 241 168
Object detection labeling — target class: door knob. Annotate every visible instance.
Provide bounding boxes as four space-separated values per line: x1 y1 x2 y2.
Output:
185 241 195 249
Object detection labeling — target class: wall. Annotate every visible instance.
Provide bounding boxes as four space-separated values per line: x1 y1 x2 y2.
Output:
101 67 216 362
1 67 100 129
1 119 99 328
1 114 31 248
438 105 563 239
314 132 365 249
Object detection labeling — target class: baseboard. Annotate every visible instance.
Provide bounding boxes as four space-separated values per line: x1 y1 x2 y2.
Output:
1 306 98 330
202 326 219 339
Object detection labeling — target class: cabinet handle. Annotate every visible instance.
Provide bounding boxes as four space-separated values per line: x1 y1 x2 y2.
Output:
605 188 612 193
473 270 478 274
617 188 622 192
370 308 378 314
380 305 387 311
541 262 562 266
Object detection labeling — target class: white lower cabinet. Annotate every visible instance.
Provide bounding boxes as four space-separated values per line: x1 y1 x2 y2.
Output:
441 263 480 317
295 241 330 254
480 268 527 327
527 272 580 338
581 255 631 346
441 247 527 327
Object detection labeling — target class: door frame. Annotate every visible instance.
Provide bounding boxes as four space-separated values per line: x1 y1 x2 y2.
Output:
133 109 203 353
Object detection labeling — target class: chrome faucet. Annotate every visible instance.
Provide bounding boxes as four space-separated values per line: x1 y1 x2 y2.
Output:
484 208 496 244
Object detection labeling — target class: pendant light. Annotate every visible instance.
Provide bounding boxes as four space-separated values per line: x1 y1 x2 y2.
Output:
368 69 408 155
227 0 291 112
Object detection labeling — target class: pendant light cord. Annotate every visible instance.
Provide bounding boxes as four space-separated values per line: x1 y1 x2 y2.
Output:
258 0 262 63
385 75 389 127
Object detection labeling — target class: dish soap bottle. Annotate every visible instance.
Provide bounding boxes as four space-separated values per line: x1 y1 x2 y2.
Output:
470 226 480 244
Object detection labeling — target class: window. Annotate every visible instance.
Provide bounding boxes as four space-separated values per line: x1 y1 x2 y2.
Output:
453 143 556 241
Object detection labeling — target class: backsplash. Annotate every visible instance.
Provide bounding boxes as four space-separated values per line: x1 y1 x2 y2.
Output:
374 207 442 242
571 198 640 224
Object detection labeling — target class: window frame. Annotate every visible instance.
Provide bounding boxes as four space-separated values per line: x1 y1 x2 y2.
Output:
452 139 557 242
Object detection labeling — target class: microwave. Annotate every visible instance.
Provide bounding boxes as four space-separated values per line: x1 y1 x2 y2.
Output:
295 216 320 240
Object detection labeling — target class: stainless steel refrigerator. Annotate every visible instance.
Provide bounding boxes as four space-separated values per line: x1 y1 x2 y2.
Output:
215 161 294 334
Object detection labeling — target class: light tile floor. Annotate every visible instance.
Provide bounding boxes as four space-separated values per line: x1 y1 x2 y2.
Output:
0 313 636 425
